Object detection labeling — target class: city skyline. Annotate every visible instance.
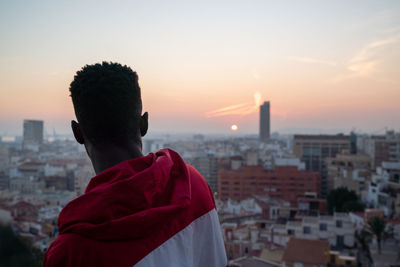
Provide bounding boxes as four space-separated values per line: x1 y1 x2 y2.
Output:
1 1 400 135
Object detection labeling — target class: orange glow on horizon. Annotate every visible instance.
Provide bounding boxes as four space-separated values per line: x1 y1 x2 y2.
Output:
0 1 399 133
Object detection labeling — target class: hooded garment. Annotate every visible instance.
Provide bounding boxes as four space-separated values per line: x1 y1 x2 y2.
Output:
44 149 227 267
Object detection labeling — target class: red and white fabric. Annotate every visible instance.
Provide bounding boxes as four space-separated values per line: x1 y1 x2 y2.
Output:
44 149 227 267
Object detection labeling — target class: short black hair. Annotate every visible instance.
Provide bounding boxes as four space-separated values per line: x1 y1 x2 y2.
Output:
70 61 142 144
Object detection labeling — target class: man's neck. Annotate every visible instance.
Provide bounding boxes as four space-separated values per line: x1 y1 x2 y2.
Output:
89 143 143 175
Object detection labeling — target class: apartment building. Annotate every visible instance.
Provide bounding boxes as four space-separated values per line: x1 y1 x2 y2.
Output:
325 151 372 194
218 165 321 206
264 212 355 249
293 134 351 197
360 131 400 168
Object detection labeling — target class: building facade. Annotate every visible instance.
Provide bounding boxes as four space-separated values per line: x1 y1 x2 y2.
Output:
218 165 321 206
268 212 355 249
373 131 400 168
293 134 350 197
23 120 44 149
359 131 400 168
325 151 372 194
188 154 218 194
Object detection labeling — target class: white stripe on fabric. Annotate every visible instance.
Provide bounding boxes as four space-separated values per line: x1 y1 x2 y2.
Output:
134 209 227 267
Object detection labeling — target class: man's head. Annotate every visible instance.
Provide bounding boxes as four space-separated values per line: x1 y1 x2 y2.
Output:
70 62 148 149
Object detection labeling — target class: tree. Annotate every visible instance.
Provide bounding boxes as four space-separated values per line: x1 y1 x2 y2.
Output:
367 216 386 255
355 229 373 266
0 225 43 267
327 187 364 214
342 200 365 212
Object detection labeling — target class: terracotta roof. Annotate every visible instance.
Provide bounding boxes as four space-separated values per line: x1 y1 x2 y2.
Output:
282 238 329 265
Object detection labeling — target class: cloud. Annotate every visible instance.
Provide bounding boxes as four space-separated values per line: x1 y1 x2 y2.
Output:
348 38 397 68
205 92 262 118
333 35 399 82
205 102 250 117
288 56 337 66
288 30 400 84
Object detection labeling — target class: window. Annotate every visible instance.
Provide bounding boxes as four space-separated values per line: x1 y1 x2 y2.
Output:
311 147 320 155
336 235 344 248
393 174 399 183
319 223 327 231
336 220 342 228
287 229 294 235
303 226 311 234
378 195 387 205
303 147 312 156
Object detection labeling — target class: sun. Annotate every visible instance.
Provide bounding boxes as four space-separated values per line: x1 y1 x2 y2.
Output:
230 124 238 131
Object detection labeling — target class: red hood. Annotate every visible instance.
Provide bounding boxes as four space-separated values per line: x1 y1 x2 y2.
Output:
58 149 191 241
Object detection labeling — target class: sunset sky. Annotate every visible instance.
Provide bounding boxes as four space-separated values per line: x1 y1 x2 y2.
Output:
1 0 400 136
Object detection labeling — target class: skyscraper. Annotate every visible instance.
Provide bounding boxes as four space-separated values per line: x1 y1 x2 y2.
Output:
259 101 270 141
23 119 44 148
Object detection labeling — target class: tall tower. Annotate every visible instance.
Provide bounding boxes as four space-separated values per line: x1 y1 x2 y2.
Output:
23 120 44 148
259 101 270 141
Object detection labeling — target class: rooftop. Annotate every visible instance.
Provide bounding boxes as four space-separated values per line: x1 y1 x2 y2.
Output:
282 237 329 265
294 134 350 140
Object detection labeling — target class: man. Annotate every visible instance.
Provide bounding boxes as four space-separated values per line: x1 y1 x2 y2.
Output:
44 62 227 266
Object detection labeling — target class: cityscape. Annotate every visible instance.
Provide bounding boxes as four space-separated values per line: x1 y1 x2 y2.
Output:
1 1 400 266
0 102 399 266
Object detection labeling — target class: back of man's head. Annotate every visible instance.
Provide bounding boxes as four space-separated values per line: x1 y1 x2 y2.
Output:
70 62 142 145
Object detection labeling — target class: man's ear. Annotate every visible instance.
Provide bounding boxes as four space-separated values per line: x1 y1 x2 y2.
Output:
71 120 85 144
140 112 148 137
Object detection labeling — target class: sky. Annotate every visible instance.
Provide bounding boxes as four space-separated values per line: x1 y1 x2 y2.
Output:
1 0 400 136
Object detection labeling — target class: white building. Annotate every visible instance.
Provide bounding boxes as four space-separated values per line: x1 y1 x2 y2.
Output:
362 161 400 216
263 212 355 249
222 198 262 216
